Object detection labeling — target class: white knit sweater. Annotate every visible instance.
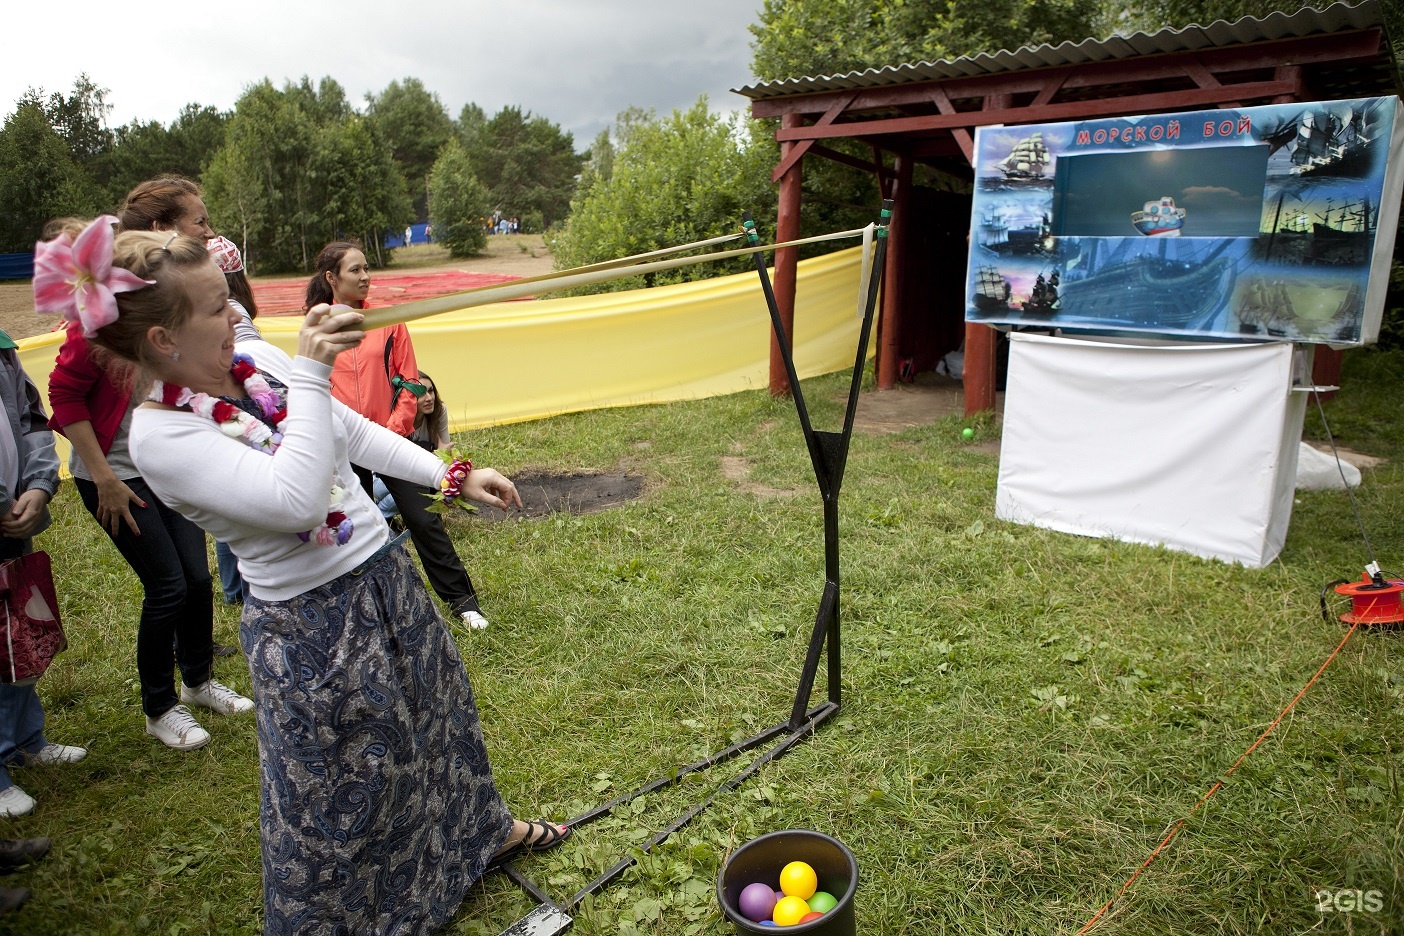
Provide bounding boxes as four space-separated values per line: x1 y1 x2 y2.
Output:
129 341 447 601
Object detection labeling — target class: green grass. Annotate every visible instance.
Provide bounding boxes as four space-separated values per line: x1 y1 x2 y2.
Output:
9 349 1404 934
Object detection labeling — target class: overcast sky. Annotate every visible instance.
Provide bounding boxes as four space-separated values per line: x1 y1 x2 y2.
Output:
2 0 765 146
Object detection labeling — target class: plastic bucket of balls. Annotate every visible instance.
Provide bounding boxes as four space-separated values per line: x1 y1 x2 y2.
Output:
717 829 857 934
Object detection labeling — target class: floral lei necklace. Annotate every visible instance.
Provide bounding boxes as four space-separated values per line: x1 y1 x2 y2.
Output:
149 353 354 546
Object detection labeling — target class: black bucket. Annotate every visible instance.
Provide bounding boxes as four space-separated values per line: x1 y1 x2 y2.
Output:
717 829 857 934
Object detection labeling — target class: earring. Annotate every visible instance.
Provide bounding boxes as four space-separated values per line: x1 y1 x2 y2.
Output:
171 351 181 362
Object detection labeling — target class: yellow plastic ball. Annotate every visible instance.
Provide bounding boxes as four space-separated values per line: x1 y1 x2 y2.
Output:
779 861 818 900
772 895 811 926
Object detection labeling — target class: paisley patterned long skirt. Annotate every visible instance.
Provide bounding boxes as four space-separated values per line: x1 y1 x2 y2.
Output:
241 543 513 935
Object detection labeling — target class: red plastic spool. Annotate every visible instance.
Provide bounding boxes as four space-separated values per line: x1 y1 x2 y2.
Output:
1334 576 1404 625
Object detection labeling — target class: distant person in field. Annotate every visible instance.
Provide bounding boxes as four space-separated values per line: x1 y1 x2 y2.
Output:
405 224 413 245
306 241 495 630
35 215 566 932
48 179 249 755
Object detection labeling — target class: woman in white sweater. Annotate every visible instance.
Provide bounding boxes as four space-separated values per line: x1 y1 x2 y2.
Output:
36 218 567 934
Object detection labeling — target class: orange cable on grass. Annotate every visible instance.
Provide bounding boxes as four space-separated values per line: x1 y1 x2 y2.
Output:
1075 619 1361 935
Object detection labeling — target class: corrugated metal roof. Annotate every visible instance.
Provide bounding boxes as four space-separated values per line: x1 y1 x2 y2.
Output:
733 0 1388 101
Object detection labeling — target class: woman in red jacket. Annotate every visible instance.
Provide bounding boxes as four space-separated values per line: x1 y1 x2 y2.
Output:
305 241 492 630
47 182 252 752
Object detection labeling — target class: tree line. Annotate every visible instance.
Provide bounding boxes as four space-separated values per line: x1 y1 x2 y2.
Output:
0 75 582 273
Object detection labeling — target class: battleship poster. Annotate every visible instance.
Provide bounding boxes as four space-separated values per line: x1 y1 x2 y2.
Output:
965 96 1404 344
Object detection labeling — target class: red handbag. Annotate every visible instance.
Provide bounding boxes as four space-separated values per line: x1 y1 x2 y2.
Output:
0 551 66 684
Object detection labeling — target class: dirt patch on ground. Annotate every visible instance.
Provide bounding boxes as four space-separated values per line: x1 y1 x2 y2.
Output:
719 455 806 498
461 470 645 521
849 372 1004 435
719 375 1006 488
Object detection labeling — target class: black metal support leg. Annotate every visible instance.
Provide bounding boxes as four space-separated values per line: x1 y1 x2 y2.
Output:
742 204 891 723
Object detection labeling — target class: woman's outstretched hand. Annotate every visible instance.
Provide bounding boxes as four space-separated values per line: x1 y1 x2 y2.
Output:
461 468 522 512
298 304 365 366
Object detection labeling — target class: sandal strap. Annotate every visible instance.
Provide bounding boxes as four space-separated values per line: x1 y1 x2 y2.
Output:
521 819 567 851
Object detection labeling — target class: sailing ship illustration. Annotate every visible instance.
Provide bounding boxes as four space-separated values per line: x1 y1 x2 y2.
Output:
1234 276 1362 339
1312 196 1374 239
978 214 1008 248
1130 196 1186 236
973 265 1013 310
1261 192 1374 266
983 212 1059 257
1261 102 1379 178
1058 240 1238 328
1022 271 1060 315
998 133 1051 180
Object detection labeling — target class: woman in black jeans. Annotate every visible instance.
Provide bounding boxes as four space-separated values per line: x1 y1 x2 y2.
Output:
46 186 253 750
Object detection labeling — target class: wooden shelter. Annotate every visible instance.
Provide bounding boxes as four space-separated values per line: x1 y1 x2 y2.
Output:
733 0 1401 412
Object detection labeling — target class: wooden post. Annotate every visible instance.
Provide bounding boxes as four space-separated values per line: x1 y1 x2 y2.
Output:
963 322 998 415
771 112 804 396
1311 345 1342 401
960 103 996 415
876 152 912 389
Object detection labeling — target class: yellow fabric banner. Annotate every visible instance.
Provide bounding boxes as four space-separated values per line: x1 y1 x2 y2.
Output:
19 246 869 460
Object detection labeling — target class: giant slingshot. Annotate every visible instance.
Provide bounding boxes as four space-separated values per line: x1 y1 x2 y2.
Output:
358 202 892 935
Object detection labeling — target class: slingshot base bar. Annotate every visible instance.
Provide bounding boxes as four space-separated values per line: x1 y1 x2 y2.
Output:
568 701 840 907
494 702 839 936
496 902 573 936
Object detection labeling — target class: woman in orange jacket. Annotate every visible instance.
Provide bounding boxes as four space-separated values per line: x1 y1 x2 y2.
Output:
303 242 493 630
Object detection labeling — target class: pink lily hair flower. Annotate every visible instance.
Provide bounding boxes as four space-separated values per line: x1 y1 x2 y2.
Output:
33 215 153 336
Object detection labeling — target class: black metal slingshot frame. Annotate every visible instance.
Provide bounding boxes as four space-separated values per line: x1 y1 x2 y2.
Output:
496 201 893 936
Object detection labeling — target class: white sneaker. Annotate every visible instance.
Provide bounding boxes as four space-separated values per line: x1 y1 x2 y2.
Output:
146 705 211 751
180 679 254 715
0 785 35 818
460 610 490 631
29 743 87 765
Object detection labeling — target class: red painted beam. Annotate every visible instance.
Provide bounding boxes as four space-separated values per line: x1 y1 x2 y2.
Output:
770 92 857 183
1030 73 1067 107
1273 64 1302 104
770 113 804 397
775 79 1298 141
748 29 1380 118
931 86 974 163
807 143 882 174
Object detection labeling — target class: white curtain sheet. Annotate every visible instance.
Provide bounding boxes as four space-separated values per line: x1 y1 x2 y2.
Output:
996 333 1304 567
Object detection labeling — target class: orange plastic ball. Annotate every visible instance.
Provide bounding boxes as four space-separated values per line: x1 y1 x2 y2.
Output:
773 895 811 926
779 861 818 900
800 911 824 922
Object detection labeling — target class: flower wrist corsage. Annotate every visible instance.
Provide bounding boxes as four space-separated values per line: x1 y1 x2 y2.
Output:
441 458 473 502
426 449 477 515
